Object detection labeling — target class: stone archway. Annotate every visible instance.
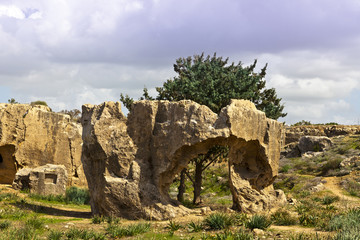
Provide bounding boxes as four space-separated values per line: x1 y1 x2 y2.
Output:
81 100 286 220
0 145 17 184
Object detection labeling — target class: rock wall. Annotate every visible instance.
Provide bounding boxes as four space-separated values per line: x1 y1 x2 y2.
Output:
285 125 360 145
0 104 86 186
81 100 285 220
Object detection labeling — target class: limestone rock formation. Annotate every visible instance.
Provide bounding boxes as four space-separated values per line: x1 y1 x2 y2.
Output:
298 136 332 154
0 104 85 186
81 100 285 220
285 125 360 145
13 164 68 196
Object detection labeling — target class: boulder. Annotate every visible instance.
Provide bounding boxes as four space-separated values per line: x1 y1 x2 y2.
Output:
298 136 332 154
81 100 285 220
0 104 85 186
13 164 67 195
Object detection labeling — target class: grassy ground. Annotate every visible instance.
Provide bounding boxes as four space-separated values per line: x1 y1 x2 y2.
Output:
0 134 359 239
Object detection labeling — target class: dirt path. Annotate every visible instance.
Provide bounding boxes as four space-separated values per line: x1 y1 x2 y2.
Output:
323 176 359 202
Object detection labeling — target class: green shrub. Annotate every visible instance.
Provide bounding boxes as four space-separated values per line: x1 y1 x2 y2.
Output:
320 158 342 176
106 223 151 238
92 215 105 224
321 195 339 205
9 226 37 240
327 208 360 232
65 187 90 205
165 220 183 232
204 213 234 230
30 100 48 106
0 193 19 202
187 221 203 232
29 193 65 203
205 229 253 240
0 220 11 230
65 228 98 240
271 209 298 226
245 215 271 230
280 164 291 173
26 216 45 230
334 227 360 240
299 213 318 227
47 230 63 240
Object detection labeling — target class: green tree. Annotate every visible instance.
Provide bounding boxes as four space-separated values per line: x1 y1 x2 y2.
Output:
59 109 81 123
121 53 287 204
7 98 18 104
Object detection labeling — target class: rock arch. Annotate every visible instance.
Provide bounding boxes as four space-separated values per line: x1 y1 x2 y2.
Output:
81 100 286 220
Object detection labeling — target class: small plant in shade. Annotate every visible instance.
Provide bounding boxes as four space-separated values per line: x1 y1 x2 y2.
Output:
187 221 203 232
105 215 120 224
271 209 298 226
47 230 63 240
92 215 105 224
204 213 234 230
245 215 271 230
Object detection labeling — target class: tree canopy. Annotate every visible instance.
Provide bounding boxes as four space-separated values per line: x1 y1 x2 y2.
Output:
121 53 286 120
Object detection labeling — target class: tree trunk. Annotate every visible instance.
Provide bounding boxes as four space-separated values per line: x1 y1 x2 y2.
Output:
193 161 203 205
177 169 186 202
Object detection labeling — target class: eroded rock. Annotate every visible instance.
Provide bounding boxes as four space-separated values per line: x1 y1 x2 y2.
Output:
13 164 67 195
0 104 85 186
298 136 332 153
81 100 285 220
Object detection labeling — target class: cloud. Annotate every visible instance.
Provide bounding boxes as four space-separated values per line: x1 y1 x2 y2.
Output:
0 0 359 125
0 5 25 19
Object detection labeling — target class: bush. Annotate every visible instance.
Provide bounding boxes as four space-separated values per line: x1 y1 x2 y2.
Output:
271 209 298 226
327 208 360 232
106 223 151 238
165 220 183 232
26 216 45 230
92 215 105 224
321 195 339 205
30 100 48 106
65 187 90 205
204 213 234 230
187 221 203 232
320 158 342 176
47 230 63 240
245 215 271 230
0 220 11 230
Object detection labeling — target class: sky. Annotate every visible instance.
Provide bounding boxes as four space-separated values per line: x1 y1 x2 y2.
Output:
0 0 360 125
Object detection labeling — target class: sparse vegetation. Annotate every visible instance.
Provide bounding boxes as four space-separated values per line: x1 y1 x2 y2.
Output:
204 213 234 230
245 215 271 230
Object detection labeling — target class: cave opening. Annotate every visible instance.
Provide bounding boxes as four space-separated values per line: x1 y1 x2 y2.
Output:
0 145 17 184
164 137 271 212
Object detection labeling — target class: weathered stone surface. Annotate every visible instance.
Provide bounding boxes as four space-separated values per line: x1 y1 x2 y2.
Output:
298 136 332 153
0 104 85 186
13 164 68 195
285 125 360 145
81 100 285 220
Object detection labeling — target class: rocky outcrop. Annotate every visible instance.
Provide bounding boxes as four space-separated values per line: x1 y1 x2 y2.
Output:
81 100 285 220
298 136 332 153
285 125 360 145
13 164 68 195
0 104 85 186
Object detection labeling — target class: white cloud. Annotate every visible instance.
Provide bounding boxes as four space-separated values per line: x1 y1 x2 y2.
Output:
0 5 25 19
